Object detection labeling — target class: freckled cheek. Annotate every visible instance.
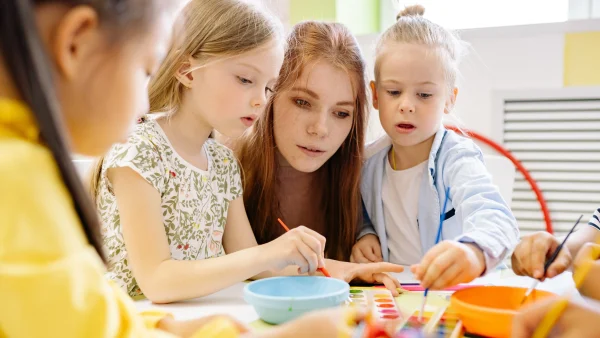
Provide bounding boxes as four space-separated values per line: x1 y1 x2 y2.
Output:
341 122 354 145
274 113 296 140
274 109 302 156
328 120 352 149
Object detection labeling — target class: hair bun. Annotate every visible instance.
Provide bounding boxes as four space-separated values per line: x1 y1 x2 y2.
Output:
396 5 425 20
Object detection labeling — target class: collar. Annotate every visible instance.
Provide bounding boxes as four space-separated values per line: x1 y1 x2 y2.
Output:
426 126 448 181
0 98 40 142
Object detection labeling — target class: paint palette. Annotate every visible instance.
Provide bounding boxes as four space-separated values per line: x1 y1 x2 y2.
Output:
348 288 402 321
394 309 462 338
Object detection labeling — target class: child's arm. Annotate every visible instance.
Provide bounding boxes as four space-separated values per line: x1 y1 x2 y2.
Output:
222 197 326 279
413 145 519 289
444 146 519 267
110 167 325 303
567 220 600 257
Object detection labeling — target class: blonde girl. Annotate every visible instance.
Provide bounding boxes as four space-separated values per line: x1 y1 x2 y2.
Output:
353 5 519 290
90 0 329 304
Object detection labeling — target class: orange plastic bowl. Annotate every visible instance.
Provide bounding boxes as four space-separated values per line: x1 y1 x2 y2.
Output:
449 286 556 338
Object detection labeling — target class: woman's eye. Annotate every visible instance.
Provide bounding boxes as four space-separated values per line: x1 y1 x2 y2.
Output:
295 99 310 107
336 111 350 118
238 76 252 84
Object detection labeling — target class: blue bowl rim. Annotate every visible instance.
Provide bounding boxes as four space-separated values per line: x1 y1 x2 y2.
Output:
244 276 349 302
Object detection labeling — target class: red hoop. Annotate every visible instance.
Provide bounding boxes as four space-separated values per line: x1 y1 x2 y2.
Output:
444 125 553 234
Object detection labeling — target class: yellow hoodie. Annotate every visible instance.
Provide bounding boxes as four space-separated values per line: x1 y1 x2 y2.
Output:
0 99 240 338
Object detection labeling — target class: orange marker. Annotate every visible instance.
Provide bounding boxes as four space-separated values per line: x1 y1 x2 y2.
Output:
277 218 332 277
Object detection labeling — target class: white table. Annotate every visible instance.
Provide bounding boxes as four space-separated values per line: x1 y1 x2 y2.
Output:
134 269 579 322
135 283 259 322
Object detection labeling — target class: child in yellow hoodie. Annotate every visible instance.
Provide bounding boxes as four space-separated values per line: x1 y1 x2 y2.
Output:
0 1 362 337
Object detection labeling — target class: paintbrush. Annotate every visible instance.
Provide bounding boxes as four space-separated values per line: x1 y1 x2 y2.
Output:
277 218 332 277
419 187 451 322
519 215 583 305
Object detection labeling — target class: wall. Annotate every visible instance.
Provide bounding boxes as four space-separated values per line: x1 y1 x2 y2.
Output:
257 1 600 145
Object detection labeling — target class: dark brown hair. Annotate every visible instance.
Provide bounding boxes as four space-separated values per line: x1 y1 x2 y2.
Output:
0 0 163 261
236 21 368 261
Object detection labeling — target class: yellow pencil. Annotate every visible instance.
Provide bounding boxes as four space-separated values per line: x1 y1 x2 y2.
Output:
531 297 569 338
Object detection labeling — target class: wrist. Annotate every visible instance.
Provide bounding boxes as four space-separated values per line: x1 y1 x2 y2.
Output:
464 243 486 274
255 244 276 271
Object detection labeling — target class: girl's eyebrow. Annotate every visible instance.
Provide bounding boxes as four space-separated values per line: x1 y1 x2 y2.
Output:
238 62 261 73
381 79 438 86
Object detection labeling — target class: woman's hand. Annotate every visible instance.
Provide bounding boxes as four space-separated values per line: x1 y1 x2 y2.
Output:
326 260 404 296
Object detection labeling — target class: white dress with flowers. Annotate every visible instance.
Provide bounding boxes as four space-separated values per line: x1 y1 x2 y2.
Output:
97 116 242 297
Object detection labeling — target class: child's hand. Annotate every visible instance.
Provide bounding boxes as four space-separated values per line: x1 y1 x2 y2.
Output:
511 231 572 280
159 315 249 337
573 242 600 299
327 260 404 296
258 307 368 338
262 226 326 274
350 234 383 263
410 241 485 289
512 297 600 338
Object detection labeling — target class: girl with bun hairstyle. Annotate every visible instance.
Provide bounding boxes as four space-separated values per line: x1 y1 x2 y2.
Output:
354 5 519 290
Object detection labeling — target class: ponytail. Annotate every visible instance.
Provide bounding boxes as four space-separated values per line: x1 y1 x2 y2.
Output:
0 0 105 261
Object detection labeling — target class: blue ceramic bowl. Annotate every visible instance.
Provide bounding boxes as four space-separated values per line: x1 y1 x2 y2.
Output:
244 276 350 324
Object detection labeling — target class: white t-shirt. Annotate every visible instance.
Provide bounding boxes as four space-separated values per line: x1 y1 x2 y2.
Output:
382 155 428 265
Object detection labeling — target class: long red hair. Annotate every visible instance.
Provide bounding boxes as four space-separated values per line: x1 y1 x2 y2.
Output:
236 21 368 261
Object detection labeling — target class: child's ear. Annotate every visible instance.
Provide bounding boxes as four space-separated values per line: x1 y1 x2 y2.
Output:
53 6 99 79
175 57 195 88
370 81 379 110
444 87 459 114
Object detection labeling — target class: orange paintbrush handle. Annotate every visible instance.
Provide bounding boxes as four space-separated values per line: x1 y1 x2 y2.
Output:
277 218 331 278
277 218 291 232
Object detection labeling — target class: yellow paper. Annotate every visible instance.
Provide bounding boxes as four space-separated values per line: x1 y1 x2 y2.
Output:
564 31 600 86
